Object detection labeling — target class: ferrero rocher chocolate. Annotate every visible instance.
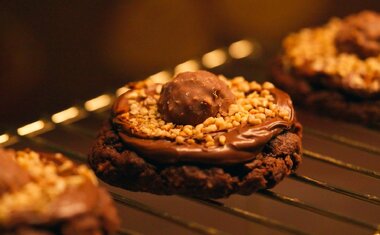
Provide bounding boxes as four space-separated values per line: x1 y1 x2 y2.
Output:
158 71 236 125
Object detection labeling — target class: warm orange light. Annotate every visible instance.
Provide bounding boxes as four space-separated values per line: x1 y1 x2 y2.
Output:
228 40 254 59
174 60 200 74
116 87 130 97
0 134 10 144
84 94 112 111
17 120 45 136
148 71 172 84
202 49 227 68
51 107 80 124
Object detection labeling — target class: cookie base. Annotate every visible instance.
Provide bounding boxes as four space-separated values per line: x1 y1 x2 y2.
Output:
88 121 302 199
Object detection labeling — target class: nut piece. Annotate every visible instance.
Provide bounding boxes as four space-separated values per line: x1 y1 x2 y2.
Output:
336 11 380 59
158 71 236 125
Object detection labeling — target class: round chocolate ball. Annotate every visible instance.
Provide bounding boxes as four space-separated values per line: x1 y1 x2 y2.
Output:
158 71 235 126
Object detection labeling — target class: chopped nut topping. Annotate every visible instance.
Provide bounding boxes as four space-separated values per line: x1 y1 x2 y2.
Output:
0 150 97 223
117 76 288 147
282 18 380 93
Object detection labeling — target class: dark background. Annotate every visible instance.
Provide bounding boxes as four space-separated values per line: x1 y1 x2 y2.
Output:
1 0 380 127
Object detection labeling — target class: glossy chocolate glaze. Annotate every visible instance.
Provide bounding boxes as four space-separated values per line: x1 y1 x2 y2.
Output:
113 88 298 165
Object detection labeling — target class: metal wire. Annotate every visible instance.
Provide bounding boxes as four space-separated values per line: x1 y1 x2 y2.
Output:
185 197 309 235
303 149 380 179
304 127 380 156
290 174 380 206
111 193 228 235
258 190 379 231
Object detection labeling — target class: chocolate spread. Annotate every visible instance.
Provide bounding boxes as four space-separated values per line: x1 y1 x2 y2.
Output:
113 88 297 165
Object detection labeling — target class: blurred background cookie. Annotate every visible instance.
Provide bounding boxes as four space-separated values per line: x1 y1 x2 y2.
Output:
272 11 380 126
0 148 119 235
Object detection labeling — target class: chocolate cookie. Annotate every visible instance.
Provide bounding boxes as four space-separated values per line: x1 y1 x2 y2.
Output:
272 11 380 126
89 71 302 198
0 149 119 235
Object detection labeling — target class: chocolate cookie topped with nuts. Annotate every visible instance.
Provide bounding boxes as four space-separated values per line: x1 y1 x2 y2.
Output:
0 149 119 235
272 11 380 126
89 71 302 198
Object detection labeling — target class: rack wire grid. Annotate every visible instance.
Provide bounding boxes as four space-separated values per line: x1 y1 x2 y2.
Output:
1 39 379 235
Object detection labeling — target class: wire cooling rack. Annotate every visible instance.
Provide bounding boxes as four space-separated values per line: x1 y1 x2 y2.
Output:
1 40 379 235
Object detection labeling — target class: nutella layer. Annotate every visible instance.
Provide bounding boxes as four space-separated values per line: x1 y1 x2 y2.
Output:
281 11 380 98
0 149 119 235
112 71 299 165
